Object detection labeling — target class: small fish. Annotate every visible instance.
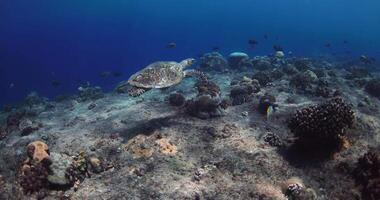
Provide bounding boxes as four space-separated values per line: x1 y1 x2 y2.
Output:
248 39 258 46
343 40 348 44
99 71 111 78
273 45 283 51
113 71 123 77
9 83 14 89
212 46 220 51
325 43 331 48
51 80 61 87
263 34 268 40
266 105 275 120
166 42 176 49
360 55 376 65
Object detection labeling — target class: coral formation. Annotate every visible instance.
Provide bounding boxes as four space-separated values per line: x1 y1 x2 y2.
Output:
282 64 299 75
65 151 90 190
230 86 252 105
288 97 355 155
0 125 6 140
6 111 25 129
365 79 380 98
26 141 51 164
252 70 273 86
252 56 272 71
19 162 49 195
18 118 41 136
195 79 221 97
290 70 318 90
185 95 225 119
353 149 380 200
19 141 52 194
168 93 186 107
345 66 371 79
229 76 260 105
293 58 312 71
263 132 282 147
199 52 228 71
228 52 249 69
314 85 331 98
77 86 104 102
281 177 317 200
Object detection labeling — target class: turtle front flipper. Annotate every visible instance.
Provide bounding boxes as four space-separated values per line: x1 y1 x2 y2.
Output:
184 69 208 81
128 87 150 97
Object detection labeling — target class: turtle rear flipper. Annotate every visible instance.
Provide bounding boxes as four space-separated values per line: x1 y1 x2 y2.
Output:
184 69 208 81
128 87 150 97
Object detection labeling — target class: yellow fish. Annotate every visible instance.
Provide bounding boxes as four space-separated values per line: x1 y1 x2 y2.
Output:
266 105 274 120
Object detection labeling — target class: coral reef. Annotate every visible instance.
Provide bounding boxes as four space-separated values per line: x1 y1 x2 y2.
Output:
252 56 272 71
353 149 380 200
263 132 282 147
345 66 371 79
290 70 318 90
1 53 380 199
282 64 299 75
19 141 52 194
288 97 355 155
281 177 317 200
65 151 90 190
252 70 273 86
168 93 186 107
365 79 380 98
19 162 49 195
18 118 41 136
199 52 228 71
185 95 225 119
229 77 260 105
195 79 221 97
293 58 312 71
228 52 249 69
77 86 104 102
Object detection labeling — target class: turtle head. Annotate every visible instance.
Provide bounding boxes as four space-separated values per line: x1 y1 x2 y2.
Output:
180 58 196 69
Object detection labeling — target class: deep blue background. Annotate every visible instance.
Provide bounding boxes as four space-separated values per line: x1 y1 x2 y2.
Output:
1 0 380 106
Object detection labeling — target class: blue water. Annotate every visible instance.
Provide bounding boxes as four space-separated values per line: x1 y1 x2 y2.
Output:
1 0 380 106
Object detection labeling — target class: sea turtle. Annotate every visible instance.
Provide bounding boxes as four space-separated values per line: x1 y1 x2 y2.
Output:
125 58 204 96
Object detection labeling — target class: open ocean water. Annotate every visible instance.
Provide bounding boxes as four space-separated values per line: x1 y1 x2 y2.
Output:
0 0 379 106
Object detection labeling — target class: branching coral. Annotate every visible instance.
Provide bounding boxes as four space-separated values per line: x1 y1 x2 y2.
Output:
288 97 354 154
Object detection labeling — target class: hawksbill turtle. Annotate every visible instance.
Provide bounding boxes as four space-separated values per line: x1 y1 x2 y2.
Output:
125 58 205 96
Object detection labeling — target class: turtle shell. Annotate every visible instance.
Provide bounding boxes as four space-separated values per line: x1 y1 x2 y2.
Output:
128 61 184 89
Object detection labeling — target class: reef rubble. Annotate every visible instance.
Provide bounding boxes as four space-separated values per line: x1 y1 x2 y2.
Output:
0 52 380 200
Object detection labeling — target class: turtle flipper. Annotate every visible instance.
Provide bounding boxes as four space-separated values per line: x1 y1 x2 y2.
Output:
128 87 149 97
184 69 208 81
